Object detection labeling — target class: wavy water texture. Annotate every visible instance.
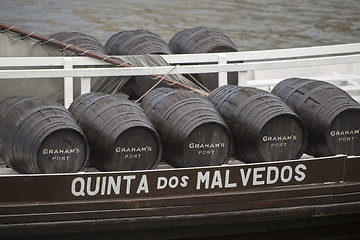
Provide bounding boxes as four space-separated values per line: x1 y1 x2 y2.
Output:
0 0 359 50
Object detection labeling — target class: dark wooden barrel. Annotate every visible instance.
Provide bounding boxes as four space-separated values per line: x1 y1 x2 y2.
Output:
49 32 106 55
49 31 114 99
140 87 232 168
271 78 360 157
169 27 239 90
105 29 172 99
105 29 172 55
208 85 307 163
0 97 89 174
169 27 238 54
69 92 162 171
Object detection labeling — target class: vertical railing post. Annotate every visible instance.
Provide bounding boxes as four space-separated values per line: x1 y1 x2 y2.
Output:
80 77 91 95
218 53 228 86
238 71 247 86
238 70 255 87
63 58 73 108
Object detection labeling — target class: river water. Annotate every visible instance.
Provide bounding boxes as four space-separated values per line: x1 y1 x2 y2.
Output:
1 0 359 51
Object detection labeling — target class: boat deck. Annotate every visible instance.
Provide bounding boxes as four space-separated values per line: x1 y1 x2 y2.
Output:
0 43 360 239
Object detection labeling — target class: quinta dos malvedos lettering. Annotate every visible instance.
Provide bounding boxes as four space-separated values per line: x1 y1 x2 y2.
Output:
71 174 190 197
196 164 306 189
70 163 307 197
71 175 149 196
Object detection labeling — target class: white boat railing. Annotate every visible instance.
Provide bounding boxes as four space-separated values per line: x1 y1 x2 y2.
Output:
0 43 359 107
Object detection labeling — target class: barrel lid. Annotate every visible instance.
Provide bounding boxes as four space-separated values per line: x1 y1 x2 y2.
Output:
182 122 232 167
37 129 89 173
326 108 360 156
258 114 307 162
105 126 162 171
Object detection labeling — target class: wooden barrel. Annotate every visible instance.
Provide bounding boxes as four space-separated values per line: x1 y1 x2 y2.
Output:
140 87 232 168
208 85 307 163
0 97 89 174
69 92 162 171
49 32 106 55
169 27 239 90
105 29 171 99
271 78 360 157
105 29 172 55
49 31 118 99
169 27 238 54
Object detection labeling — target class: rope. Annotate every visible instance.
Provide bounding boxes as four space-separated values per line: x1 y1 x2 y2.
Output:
101 55 110 61
1 25 16 32
187 73 211 92
79 49 91 56
60 43 73 51
134 65 179 103
40 37 55 45
24 32 35 38
116 62 129 67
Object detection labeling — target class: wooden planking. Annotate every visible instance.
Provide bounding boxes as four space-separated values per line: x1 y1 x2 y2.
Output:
0 181 359 224
0 201 359 239
0 182 344 213
0 156 347 204
1 192 359 225
345 156 360 182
